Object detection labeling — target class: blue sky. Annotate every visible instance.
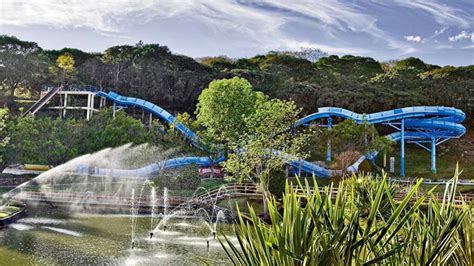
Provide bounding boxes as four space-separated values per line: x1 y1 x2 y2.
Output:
1 0 473 66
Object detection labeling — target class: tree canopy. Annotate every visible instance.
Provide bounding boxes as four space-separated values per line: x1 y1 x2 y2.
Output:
0 35 472 128
195 77 265 144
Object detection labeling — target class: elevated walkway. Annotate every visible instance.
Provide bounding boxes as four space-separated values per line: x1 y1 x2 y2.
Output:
23 85 100 120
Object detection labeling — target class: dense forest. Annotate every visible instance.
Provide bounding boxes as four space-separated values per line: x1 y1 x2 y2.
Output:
1 34 473 127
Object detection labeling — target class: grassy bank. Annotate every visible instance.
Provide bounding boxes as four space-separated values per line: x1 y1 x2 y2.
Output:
378 145 474 179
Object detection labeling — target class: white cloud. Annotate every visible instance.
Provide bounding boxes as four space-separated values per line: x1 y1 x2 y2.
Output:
448 31 474 42
1 0 469 56
434 27 448 36
0 0 373 53
0 0 410 55
404 35 423 43
390 0 471 28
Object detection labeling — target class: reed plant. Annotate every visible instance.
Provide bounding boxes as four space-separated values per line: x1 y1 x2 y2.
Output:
220 168 473 265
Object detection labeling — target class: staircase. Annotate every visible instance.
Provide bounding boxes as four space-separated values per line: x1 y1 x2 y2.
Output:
22 86 62 116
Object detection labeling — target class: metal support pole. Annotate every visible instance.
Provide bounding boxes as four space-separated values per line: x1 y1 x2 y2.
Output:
400 119 405 177
326 117 332 163
431 136 436 174
59 94 63 119
86 93 91 120
90 94 94 119
63 93 68 118
113 102 116 119
149 113 152 126
383 152 387 168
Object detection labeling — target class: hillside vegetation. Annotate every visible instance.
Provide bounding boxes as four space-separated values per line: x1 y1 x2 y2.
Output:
1 35 473 126
0 35 473 177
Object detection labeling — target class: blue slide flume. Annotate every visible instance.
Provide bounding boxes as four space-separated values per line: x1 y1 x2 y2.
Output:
80 91 465 178
294 106 466 176
96 91 199 145
75 156 225 178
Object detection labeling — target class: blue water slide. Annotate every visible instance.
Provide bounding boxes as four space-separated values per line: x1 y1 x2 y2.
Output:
295 106 465 126
90 91 466 178
93 91 339 178
74 155 225 178
96 91 199 145
293 106 466 176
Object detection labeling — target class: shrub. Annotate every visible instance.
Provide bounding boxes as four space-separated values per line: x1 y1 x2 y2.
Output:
358 158 373 173
268 169 286 199
153 164 201 190
0 108 157 165
220 168 472 265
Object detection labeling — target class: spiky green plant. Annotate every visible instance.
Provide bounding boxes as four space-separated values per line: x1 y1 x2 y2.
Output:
219 168 472 265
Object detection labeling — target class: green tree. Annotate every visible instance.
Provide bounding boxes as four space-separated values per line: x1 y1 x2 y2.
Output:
48 53 76 86
198 55 234 71
315 54 384 80
77 109 151 154
1 115 69 165
195 77 265 145
394 57 431 72
0 35 46 97
101 45 135 84
0 108 157 166
312 119 392 171
224 98 310 218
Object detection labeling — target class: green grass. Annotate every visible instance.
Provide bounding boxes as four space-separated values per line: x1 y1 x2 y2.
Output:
0 206 21 218
378 145 474 179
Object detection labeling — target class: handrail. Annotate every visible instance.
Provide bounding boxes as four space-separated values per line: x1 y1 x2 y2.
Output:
16 185 473 207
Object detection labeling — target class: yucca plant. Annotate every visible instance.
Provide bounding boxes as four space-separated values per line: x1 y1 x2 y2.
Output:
219 167 473 265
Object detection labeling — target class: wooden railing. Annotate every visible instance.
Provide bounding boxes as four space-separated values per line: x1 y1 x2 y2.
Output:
14 183 474 208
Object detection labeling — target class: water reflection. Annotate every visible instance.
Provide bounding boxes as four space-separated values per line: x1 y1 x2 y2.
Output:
0 205 235 265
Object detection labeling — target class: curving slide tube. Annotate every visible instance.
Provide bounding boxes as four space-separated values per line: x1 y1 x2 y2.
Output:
74 155 225 178
294 106 466 176
96 91 200 146
79 91 465 178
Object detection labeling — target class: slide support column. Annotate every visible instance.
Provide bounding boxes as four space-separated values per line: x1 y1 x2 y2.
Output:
63 93 68 118
431 136 436 174
400 119 405 177
326 117 332 163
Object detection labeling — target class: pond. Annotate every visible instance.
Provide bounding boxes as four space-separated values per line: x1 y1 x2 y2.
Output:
0 204 235 265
